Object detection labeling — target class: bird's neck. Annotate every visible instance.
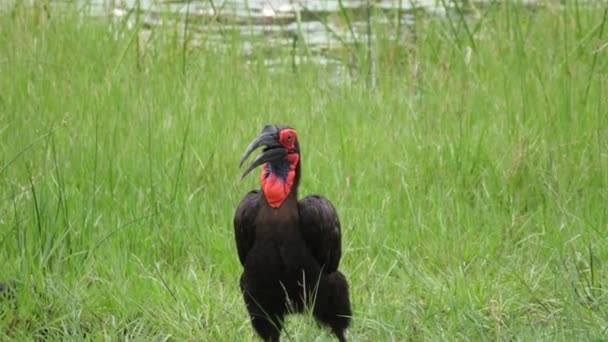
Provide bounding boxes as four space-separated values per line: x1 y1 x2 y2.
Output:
260 153 300 208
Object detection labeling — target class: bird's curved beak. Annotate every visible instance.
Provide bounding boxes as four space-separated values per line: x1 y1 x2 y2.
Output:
239 132 287 179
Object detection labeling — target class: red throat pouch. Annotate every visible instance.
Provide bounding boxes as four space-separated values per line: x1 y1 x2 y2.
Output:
260 154 299 208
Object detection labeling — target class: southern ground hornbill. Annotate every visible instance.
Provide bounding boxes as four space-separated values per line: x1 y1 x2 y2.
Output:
234 124 352 341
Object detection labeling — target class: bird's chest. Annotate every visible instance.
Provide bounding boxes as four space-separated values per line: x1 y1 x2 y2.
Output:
255 201 301 240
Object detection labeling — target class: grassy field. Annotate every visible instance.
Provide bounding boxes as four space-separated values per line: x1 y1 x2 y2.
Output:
1 1 607 340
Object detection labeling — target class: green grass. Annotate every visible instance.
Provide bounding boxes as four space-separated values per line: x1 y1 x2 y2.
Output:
1 1 608 340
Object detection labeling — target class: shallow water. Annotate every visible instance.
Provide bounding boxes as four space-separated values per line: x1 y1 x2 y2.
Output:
44 0 543 75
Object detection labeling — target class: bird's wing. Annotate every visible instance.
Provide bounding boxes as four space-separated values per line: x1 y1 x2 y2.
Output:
233 190 260 266
298 195 343 273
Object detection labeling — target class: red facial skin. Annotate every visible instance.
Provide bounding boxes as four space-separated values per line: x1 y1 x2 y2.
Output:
278 129 297 150
260 129 299 208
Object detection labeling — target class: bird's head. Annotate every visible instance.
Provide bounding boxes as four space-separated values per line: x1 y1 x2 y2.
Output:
239 124 301 207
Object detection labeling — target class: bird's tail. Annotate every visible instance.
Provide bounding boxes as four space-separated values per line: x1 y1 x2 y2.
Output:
311 271 352 340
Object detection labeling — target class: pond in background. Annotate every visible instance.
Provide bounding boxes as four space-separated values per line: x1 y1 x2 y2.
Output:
39 0 546 79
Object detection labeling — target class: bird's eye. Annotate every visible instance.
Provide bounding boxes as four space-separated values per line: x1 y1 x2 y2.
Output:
279 129 297 147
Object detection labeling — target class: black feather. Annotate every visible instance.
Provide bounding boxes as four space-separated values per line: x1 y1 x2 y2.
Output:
234 133 352 342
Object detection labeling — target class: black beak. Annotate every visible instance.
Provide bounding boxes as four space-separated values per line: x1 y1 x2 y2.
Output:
239 131 287 179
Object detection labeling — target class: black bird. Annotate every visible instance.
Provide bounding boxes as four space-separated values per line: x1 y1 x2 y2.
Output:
234 125 352 342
